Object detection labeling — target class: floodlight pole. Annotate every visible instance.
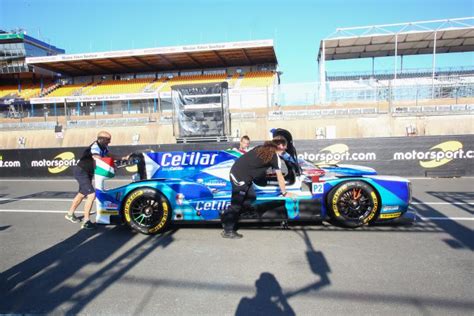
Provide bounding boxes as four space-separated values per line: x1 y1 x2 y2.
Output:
432 31 437 99
319 40 326 104
372 57 375 77
394 34 398 80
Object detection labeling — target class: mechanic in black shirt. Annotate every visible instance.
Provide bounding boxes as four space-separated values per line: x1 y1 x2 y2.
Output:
221 137 294 239
65 131 128 229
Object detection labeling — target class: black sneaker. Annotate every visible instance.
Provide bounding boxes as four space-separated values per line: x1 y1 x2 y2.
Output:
65 213 81 223
221 230 243 239
81 220 96 230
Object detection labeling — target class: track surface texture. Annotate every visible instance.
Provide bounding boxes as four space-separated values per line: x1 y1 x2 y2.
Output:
0 177 473 315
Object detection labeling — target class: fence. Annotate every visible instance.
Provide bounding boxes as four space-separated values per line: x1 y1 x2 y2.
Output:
1 75 473 125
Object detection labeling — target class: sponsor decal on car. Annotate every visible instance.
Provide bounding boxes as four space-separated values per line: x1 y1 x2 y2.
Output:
382 205 400 212
194 200 231 211
103 201 119 209
161 152 219 167
98 210 119 215
312 183 324 194
203 179 228 187
379 212 401 219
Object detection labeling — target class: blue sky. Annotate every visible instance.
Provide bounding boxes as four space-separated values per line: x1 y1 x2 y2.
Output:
1 0 473 83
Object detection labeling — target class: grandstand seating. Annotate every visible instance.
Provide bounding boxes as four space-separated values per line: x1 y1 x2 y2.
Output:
144 77 167 92
46 83 90 97
240 71 275 88
228 73 241 88
0 85 20 98
14 71 276 100
157 74 228 92
85 78 153 95
0 83 56 100
18 85 42 99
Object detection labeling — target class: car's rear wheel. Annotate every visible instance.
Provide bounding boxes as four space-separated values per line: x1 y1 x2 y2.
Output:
327 181 379 228
123 188 171 235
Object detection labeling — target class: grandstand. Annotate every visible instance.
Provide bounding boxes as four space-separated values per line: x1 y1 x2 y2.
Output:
318 17 474 100
0 18 473 148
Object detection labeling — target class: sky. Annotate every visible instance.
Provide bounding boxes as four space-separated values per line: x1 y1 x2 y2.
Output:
1 0 473 83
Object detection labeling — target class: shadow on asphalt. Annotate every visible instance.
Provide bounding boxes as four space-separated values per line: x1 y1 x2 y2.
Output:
236 272 296 316
428 191 474 215
0 225 176 314
171 220 424 233
233 225 474 314
285 229 331 298
235 228 330 315
0 191 76 205
411 197 473 250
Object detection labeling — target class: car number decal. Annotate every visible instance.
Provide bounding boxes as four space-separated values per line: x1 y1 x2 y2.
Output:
312 183 324 194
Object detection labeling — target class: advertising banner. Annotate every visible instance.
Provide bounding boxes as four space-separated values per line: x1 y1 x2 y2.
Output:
295 135 474 177
0 135 472 178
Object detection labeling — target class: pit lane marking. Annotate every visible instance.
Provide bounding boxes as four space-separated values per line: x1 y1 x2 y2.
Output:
416 215 474 221
0 198 472 205
0 209 473 221
0 209 83 213
0 198 70 202
411 202 474 205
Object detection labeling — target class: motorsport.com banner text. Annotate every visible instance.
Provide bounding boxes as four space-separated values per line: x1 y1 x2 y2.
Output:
0 135 472 178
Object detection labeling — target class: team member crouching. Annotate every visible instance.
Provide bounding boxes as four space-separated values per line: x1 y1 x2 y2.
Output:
221 137 295 239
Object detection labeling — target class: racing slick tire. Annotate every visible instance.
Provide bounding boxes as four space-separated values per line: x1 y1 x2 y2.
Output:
327 181 380 228
123 188 171 235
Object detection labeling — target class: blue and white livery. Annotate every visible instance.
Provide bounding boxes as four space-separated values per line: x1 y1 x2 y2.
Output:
94 134 413 234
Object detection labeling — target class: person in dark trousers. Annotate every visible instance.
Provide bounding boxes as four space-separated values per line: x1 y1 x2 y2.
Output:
221 137 295 239
65 131 128 229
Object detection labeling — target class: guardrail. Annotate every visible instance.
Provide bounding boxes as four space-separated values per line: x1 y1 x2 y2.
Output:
392 104 474 115
0 121 57 130
66 117 150 128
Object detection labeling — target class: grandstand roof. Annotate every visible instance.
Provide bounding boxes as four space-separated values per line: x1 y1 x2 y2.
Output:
26 40 277 76
318 17 474 61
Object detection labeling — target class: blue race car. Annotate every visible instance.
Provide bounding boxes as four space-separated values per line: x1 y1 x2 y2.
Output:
94 130 413 234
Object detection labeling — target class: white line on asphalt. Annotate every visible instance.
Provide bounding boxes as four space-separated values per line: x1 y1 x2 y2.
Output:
0 209 472 221
0 198 71 202
1 197 473 205
412 202 474 205
0 179 129 182
0 209 82 214
417 216 474 221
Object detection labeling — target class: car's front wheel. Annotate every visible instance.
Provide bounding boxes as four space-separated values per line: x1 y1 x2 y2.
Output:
123 188 171 234
327 181 379 228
